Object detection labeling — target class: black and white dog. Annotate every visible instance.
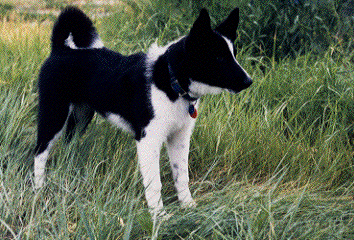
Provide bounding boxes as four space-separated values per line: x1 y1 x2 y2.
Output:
34 6 252 215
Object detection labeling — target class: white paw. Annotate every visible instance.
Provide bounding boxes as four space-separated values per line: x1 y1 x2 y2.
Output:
181 199 197 209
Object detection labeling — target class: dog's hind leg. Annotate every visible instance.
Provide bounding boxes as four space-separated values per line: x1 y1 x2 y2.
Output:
166 125 196 208
64 104 94 142
34 101 72 189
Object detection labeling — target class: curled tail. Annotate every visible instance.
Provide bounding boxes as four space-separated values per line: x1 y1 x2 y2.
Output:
51 6 104 50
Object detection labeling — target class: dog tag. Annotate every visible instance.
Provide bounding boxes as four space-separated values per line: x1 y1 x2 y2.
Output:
189 104 197 118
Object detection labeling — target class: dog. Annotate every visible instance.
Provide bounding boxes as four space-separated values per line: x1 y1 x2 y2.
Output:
34 6 252 216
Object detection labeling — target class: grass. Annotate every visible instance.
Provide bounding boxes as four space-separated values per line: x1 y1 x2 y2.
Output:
1 1 354 239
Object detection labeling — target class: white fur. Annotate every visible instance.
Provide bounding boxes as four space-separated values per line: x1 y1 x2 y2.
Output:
106 113 132 133
137 84 197 214
145 43 169 78
145 36 185 79
90 37 105 49
222 36 235 60
65 33 77 49
34 129 64 189
222 36 251 79
166 122 196 207
64 32 104 49
34 150 49 189
189 81 223 96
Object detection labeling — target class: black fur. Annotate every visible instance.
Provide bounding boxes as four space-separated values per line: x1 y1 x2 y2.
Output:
51 6 99 50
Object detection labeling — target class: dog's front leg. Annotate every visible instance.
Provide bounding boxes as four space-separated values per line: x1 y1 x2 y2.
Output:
167 126 196 208
136 136 164 216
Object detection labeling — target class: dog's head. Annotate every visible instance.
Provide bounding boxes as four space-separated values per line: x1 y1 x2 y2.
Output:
184 8 252 96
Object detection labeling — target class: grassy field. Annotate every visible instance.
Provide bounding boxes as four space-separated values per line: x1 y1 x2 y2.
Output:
1 0 354 239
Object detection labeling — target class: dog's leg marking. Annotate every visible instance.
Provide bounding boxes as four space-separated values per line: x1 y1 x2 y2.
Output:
136 135 164 215
34 129 64 189
167 126 196 208
34 104 72 189
34 150 49 189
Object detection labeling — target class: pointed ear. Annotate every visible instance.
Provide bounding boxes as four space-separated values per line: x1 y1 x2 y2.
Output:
215 7 239 42
189 8 212 36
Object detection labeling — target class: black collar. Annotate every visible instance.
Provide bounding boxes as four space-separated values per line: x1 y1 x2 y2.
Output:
168 64 198 102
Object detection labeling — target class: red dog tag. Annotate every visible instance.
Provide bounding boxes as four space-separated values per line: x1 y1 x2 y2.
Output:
189 104 198 118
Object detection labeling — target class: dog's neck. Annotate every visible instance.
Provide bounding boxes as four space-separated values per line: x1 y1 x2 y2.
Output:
147 37 203 103
151 49 198 102
168 64 198 102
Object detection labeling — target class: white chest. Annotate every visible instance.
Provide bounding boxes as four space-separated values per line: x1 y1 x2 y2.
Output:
146 84 198 141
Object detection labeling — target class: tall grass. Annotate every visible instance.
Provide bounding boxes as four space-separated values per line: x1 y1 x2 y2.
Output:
0 1 354 239
101 0 354 58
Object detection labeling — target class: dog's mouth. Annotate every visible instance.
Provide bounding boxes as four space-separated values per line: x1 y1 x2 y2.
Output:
188 75 253 96
227 76 253 94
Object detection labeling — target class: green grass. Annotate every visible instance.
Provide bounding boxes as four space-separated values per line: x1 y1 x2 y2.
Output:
1 1 354 239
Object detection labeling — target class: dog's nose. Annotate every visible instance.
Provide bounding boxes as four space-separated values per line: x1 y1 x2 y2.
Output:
244 76 253 88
